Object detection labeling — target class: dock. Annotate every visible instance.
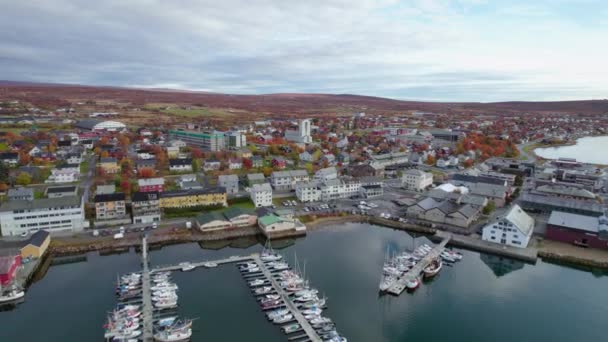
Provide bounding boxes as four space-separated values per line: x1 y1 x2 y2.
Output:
387 236 451 295
151 255 254 273
251 255 322 342
141 235 154 341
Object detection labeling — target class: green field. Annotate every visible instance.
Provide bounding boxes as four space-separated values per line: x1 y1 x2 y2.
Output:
144 103 241 118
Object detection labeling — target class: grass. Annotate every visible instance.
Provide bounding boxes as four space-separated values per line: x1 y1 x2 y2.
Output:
80 160 89 174
145 104 242 118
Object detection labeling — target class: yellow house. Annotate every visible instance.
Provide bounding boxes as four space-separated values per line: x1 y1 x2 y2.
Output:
99 157 120 174
21 230 50 259
160 188 227 208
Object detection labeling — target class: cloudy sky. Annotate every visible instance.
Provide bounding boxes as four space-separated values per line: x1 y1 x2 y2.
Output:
1 0 607 101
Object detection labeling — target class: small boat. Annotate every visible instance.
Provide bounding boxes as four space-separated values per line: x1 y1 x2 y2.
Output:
179 262 195 272
156 316 178 327
273 313 293 324
203 262 218 268
249 279 266 287
267 308 289 319
153 327 192 342
282 323 300 333
406 277 420 290
0 288 25 303
423 259 442 278
310 316 331 325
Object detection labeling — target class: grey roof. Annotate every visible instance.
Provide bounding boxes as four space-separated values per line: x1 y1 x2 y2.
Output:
46 185 78 194
247 173 265 181
416 197 441 210
548 211 601 233
469 183 508 198
521 193 605 215
455 204 481 219
75 119 101 130
272 169 308 178
7 187 34 198
218 174 239 183
27 230 50 247
536 184 596 199
452 173 506 186
503 204 535 235
251 183 272 192
0 196 81 212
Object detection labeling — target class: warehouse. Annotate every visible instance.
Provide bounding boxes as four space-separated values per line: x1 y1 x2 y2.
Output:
75 119 126 132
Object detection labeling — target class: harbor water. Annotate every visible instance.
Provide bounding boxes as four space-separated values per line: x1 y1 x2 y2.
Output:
1 223 607 341
534 135 608 165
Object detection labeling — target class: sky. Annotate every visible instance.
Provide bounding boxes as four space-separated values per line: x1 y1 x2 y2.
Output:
1 0 607 102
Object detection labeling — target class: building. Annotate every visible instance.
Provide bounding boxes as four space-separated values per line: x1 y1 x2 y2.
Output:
138 177 165 192
360 184 383 198
0 196 86 236
45 185 78 198
520 192 605 217
482 204 535 248
169 158 193 172
196 212 232 231
347 164 379 178
406 197 482 228
218 174 239 195
546 211 608 249
468 183 509 207
0 255 21 286
284 119 312 144
0 152 19 166
203 160 221 171
45 165 80 183
94 193 127 221
228 158 243 170
169 130 225 151
369 152 409 168
131 191 161 224
75 119 126 132
159 188 227 208
96 184 116 195
246 173 266 186
271 157 287 169
295 181 321 202
136 159 156 171
314 167 338 182
226 131 247 148
402 169 433 191
99 157 120 174
251 156 264 168
20 230 50 259
7 188 34 201
250 183 273 207
296 178 361 202
270 170 310 191
224 207 257 227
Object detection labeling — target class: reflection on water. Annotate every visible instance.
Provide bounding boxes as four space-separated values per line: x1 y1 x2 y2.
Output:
479 253 525 277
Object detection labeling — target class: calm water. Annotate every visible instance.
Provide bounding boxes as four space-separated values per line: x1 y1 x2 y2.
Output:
1 223 607 341
534 135 608 165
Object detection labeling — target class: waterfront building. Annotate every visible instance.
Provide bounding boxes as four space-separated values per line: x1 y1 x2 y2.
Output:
94 193 127 221
257 213 305 238
169 129 226 151
159 188 227 208
0 196 86 236
481 204 534 248
137 177 165 192
98 157 120 174
250 183 273 208
546 211 608 249
224 207 257 227
402 169 433 191
406 197 482 228
131 191 161 224
270 170 309 191
520 192 605 217
195 212 231 231
218 174 239 195
20 230 50 259
195 207 257 231
169 158 193 172
284 119 312 144
7 188 34 201
45 185 78 198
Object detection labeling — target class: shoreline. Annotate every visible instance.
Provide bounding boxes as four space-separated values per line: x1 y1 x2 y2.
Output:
531 135 608 166
47 215 608 270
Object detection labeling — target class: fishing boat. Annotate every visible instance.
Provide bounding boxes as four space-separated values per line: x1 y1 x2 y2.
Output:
423 259 442 278
179 262 195 272
378 275 396 292
282 323 300 333
0 288 25 303
406 277 420 290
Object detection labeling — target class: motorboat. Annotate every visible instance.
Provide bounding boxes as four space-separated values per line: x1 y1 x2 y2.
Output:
156 316 178 327
151 284 178 291
153 327 192 342
379 275 396 292
203 262 218 268
249 279 266 287
310 316 332 325
0 288 25 303
267 308 289 319
179 262 195 272
423 259 442 279
282 323 300 333
273 313 293 324
154 300 178 309
406 277 420 290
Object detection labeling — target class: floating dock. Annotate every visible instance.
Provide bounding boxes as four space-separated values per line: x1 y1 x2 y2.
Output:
387 236 451 295
141 236 154 341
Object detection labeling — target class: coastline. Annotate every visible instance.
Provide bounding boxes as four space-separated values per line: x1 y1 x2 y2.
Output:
532 135 608 166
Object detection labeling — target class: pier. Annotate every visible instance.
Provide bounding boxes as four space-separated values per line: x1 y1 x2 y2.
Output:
151 255 254 273
387 235 451 295
141 235 154 341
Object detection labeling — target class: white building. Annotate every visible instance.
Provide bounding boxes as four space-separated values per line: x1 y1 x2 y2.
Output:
314 167 338 182
284 119 312 144
226 131 247 148
270 170 310 191
0 196 87 236
295 181 322 202
250 183 273 208
75 119 126 132
402 169 433 191
45 166 80 184
482 204 535 248
296 178 361 202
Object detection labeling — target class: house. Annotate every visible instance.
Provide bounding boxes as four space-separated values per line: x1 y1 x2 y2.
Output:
546 211 608 249
131 191 161 224
169 158 193 172
45 185 78 198
96 184 116 195
482 205 535 248
246 173 266 186
94 193 128 221
347 164 377 178
137 150 155 160
20 230 50 259
0 255 21 286
250 183 273 207
138 177 165 192
66 153 83 165
0 196 86 236
224 207 257 227
337 152 350 165
203 159 221 171
251 156 264 168
314 167 338 182
270 170 310 190
45 165 80 183
468 183 509 207
136 159 156 171
218 174 239 195
295 181 321 202
166 146 180 158
196 212 232 231
159 188 227 208
402 169 433 191
228 158 243 170
7 187 34 201
99 157 120 174
0 152 19 166
28 146 42 157
359 184 383 198
300 151 314 162
271 157 287 169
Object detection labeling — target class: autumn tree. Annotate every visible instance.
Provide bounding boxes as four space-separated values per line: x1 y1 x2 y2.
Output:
16 172 32 186
425 155 436 165
138 167 156 178
243 158 253 170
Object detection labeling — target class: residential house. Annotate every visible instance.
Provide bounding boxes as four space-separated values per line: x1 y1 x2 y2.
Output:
246 173 266 186
270 170 310 191
0 152 19 166
300 151 314 162
250 183 273 207
271 157 287 169
131 191 161 224
218 174 239 195
321 153 335 165
337 152 350 165
94 193 127 221
99 157 120 174
46 164 80 183
169 158 193 172
482 205 535 248
7 187 34 201
228 158 243 170
251 156 264 168
138 177 165 192
159 188 227 208
203 159 221 171
136 159 156 171
314 167 338 182
402 169 433 191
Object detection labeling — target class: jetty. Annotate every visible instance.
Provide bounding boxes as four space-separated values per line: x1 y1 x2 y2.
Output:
387 235 451 295
141 235 154 341
152 255 254 273
251 254 322 342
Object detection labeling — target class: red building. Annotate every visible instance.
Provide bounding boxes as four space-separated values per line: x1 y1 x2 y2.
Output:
271 158 286 169
0 255 22 286
137 177 165 193
546 211 608 250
